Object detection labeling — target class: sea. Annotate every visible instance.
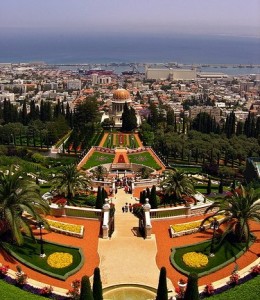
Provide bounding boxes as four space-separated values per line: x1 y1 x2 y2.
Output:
0 32 259 75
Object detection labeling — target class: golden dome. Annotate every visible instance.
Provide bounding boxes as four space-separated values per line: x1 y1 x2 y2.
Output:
113 88 130 101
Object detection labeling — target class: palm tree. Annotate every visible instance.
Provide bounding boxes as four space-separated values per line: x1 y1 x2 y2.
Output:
201 185 260 245
91 165 107 181
51 164 90 205
0 166 49 245
160 169 194 205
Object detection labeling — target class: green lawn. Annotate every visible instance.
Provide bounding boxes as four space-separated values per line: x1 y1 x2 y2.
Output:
82 151 114 170
0 280 45 299
171 236 249 277
128 151 161 170
4 236 84 280
210 275 260 299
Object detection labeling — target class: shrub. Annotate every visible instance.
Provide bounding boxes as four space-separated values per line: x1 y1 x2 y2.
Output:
80 276 94 300
250 265 260 276
229 271 240 286
15 265 28 286
85 194 96 206
40 285 53 297
93 267 103 300
184 273 199 300
67 279 81 299
31 153 45 164
203 283 215 296
0 263 9 276
156 267 168 300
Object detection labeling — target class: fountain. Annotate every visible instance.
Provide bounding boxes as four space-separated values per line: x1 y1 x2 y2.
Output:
103 284 156 300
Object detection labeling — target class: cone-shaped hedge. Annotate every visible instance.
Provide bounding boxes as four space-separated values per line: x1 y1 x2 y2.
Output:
207 179 211 195
156 267 168 300
218 178 223 194
93 267 103 300
80 276 94 300
150 185 158 208
183 273 199 300
96 186 103 209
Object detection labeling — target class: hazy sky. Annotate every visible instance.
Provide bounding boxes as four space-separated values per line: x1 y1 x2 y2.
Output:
1 0 260 37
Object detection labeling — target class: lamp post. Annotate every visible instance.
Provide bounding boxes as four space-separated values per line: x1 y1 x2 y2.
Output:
209 218 219 257
37 221 46 258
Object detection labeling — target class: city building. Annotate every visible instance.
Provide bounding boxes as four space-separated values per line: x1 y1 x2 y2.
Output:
0 91 15 102
145 67 196 81
67 79 82 90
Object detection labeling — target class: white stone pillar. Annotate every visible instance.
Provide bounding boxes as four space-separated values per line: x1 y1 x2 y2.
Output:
143 198 152 239
102 198 110 239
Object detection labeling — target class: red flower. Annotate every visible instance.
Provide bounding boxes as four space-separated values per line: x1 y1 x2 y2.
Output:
179 278 186 285
204 283 215 295
229 272 240 285
251 265 260 275
40 286 53 295
0 264 9 275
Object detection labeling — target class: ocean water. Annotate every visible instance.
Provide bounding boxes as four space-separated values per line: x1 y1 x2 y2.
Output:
0 32 259 66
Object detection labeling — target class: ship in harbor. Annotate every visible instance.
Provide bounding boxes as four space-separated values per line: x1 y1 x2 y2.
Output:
79 67 114 75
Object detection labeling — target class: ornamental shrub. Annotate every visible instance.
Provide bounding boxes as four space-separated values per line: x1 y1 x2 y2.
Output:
96 186 103 209
150 185 158 208
184 273 199 300
207 179 212 195
156 267 168 300
93 267 103 300
218 178 223 194
80 276 94 300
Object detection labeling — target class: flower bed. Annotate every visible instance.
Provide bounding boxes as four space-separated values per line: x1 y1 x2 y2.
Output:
47 219 84 238
170 215 224 238
183 252 209 268
47 252 73 269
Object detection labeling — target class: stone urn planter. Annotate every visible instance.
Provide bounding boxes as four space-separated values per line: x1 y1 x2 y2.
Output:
177 279 187 293
50 204 66 217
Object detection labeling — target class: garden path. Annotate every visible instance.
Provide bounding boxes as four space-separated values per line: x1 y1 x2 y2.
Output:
134 133 143 147
98 188 173 291
99 132 109 147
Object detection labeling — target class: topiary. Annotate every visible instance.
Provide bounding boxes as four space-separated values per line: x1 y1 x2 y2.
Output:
93 267 103 300
156 267 168 300
80 275 94 300
183 273 199 300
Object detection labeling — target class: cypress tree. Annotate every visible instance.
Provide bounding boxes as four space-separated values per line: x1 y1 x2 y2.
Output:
80 275 94 300
183 273 199 300
156 267 168 300
218 178 223 194
146 187 150 199
96 186 103 209
139 190 146 204
207 179 211 195
149 185 158 208
102 187 108 204
93 267 103 300
236 121 243 135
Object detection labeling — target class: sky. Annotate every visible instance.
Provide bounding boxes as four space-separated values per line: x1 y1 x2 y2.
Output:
1 0 260 38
